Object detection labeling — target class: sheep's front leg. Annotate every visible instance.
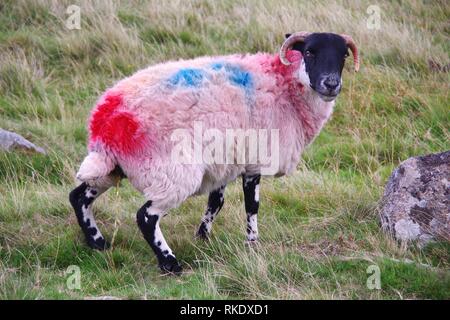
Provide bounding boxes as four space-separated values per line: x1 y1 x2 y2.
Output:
136 201 182 274
196 185 226 239
242 174 261 242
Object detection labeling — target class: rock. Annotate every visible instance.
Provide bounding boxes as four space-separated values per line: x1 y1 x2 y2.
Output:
380 151 449 246
0 128 46 154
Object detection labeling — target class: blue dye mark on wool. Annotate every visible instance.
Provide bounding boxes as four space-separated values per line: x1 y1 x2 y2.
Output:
211 62 224 71
168 68 205 87
210 62 253 95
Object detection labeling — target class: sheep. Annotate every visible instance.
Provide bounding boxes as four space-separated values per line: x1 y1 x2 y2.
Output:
69 32 359 274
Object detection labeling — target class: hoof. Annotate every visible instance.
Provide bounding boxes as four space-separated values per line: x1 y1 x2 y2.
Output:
87 237 110 251
159 255 182 275
244 239 259 247
195 229 210 241
195 223 210 241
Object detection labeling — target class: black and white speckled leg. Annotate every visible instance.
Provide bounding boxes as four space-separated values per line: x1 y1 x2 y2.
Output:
136 201 182 275
69 182 110 250
242 174 261 242
196 185 226 240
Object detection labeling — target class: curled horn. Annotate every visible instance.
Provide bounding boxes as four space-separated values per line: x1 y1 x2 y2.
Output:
279 31 311 65
340 34 360 72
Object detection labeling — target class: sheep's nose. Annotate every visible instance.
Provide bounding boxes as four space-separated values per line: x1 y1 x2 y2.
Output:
324 77 339 91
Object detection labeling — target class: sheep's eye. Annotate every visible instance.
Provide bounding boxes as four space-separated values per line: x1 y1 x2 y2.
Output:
304 50 314 57
344 53 349 59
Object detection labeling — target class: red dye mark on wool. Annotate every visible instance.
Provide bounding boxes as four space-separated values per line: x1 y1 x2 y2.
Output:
271 50 302 77
89 92 146 156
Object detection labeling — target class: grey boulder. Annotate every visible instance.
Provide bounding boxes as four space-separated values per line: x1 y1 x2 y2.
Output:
380 151 449 246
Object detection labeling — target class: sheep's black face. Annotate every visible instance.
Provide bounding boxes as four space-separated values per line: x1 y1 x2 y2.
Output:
288 33 349 102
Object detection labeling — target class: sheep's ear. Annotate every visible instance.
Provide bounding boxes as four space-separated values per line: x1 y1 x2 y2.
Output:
291 42 304 53
284 33 304 52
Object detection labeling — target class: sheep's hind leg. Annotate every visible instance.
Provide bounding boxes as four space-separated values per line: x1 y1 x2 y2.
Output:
69 182 110 250
243 174 261 242
136 201 182 274
196 185 226 240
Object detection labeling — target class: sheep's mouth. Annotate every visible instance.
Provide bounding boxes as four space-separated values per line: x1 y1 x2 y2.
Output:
318 93 338 102
311 89 338 101
309 85 338 102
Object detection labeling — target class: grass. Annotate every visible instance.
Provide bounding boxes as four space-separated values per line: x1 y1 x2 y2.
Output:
0 0 449 299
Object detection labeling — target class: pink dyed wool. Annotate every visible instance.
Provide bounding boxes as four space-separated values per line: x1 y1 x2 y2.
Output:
78 50 335 209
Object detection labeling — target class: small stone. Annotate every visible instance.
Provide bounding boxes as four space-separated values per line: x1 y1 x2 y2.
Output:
0 128 45 154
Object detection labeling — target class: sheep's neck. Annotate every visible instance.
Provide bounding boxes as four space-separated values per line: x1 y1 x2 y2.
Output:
291 88 335 144
269 53 335 145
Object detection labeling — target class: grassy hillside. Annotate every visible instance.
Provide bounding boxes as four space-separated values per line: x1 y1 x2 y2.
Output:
0 0 449 299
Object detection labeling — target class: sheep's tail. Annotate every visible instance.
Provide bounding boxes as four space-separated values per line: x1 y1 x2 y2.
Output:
76 151 117 182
